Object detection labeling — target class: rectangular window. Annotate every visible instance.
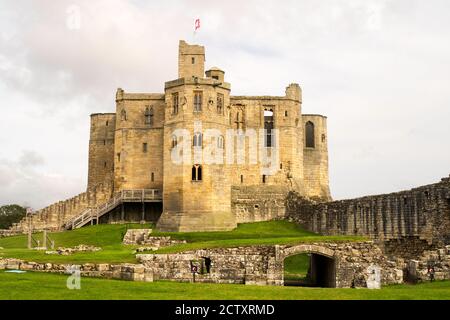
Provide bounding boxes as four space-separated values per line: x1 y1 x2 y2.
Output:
151 172 154 182
143 143 148 153
262 175 266 183
172 93 179 114
264 110 274 147
240 175 244 184
217 93 224 114
194 91 202 112
192 57 195 64
117 153 121 162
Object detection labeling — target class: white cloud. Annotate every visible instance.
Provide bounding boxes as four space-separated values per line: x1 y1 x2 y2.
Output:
0 0 449 208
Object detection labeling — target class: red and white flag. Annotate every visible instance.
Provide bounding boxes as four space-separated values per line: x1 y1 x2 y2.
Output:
194 18 201 32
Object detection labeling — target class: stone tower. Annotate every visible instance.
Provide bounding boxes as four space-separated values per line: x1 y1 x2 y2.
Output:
156 41 237 231
87 113 116 191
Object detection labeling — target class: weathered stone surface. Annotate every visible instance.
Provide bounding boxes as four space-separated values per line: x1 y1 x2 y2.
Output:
137 241 418 288
122 229 152 245
286 177 450 245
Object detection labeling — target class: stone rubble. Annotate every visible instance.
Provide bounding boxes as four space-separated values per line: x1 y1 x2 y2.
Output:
45 244 102 255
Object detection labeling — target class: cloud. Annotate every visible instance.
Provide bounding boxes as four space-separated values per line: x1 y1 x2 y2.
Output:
0 151 83 208
0 0 449 208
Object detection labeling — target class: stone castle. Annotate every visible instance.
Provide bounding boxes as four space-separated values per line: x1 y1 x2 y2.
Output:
11 40 331 233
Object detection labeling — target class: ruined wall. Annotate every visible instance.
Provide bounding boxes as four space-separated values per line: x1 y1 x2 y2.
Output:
137 241 406 287
286 176 450 245
405 246 450 283
10 182 114 233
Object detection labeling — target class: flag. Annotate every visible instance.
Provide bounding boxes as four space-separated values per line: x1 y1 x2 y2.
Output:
194 18 201 32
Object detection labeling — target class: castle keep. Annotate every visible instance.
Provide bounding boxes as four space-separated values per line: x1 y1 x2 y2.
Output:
11 40 331 233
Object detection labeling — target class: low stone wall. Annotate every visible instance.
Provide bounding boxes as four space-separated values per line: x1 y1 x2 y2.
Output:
0 230 22 238
45 244 102 256
405 246 450 283
0 258 153 282
137 241 407 288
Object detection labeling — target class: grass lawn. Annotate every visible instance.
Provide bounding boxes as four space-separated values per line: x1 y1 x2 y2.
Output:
284 254 310 281
0 270 449 300
0 221 365 264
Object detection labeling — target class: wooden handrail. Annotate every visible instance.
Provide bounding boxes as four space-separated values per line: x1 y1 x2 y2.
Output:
63 189 161 230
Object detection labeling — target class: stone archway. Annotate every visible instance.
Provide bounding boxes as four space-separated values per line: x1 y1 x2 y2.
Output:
279 244 337 288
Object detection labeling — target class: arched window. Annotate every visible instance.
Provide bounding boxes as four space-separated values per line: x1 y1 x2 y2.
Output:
121 109 127 121
192 164 202 181
171 135 178 148
193 132 202 147
145 107 154 126
217 135 224 149
305 121 315 148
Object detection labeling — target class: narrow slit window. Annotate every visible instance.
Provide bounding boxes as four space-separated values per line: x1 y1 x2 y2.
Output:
143 143 148 153
217 93 224 114
172 93 179 115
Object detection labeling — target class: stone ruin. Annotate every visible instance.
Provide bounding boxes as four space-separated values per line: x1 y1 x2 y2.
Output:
45 244 102 256
122 228 186 251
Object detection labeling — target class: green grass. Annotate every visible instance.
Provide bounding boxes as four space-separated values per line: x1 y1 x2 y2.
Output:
1 271 449 300
0 221 365 264
284 254 310 281
0 224 150 264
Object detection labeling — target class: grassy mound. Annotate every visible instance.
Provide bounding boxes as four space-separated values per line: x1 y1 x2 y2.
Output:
0 221 364 263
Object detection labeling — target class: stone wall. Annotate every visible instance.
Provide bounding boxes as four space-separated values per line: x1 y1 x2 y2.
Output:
138 241 407 288
0 230 21 238
10 181 114 233
231 185 287 223
405 246 450 283
0 258 153 282
286 176 450 245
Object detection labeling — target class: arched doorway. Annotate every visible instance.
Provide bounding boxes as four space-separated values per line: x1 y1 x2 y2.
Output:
281 245 337 288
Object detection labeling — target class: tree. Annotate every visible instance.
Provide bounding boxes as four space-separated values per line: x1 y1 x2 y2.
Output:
0 205 26 229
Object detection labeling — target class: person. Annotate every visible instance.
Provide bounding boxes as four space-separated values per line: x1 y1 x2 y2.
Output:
428 266 435 282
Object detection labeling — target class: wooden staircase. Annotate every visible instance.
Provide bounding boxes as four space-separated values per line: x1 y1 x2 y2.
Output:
62 189 162 230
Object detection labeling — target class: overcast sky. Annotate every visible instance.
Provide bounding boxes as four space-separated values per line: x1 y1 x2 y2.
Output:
0 0 449 209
